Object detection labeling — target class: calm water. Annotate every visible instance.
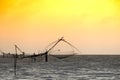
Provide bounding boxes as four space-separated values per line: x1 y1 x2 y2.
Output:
0 55 120 80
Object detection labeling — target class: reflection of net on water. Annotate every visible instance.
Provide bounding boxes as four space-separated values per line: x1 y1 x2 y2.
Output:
49 49 75 55
49 50 76 59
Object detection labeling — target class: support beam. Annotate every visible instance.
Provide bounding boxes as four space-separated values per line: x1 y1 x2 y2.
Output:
45 52 48 62
14 45 18 76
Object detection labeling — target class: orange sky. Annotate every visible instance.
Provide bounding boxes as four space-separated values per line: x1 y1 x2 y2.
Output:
0 0 120 54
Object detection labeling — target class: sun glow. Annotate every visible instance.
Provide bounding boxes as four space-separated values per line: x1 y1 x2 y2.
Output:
0 0 120 54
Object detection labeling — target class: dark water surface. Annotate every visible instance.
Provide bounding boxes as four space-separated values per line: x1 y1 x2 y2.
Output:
0 55 120 80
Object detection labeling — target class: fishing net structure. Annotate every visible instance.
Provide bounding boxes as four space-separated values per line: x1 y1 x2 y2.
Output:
44 37 81 59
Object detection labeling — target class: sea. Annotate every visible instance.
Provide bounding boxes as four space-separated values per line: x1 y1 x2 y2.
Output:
0 55 120 80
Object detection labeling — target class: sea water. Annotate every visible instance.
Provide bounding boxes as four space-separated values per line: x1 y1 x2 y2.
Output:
0 55 120 80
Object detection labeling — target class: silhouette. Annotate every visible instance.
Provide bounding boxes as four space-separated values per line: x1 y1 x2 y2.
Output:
23 37 81 62
14 44 25 76
0 37 81 77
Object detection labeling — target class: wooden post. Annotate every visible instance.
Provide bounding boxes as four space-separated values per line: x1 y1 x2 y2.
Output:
14 54 17 76
14 45 17 76
22 52 25 58
45 52 48 62
2 53 5 63
2 53 4 58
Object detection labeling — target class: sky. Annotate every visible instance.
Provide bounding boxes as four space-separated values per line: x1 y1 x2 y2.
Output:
0 0 120 54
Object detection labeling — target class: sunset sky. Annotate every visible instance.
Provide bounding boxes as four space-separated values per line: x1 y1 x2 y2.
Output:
0 0 120 54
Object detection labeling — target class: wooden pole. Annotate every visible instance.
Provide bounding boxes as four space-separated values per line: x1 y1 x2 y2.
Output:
14 45 17 76
2 53 5 63
14 54 17 76
2 53 4 58
45 52 48 62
